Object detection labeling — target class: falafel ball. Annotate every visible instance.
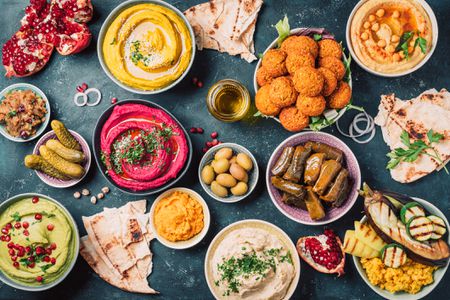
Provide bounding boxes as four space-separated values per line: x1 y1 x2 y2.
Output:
255 84 280 116
296 94 326 117
292 66 324 97
262 49 288 77
318 39 343 58
327 81 352 109
256 66 275 86
318 56 346 81
286 53 315 74
281 35 319 58
318 67 338 96
269 77 298 108
279 106 310 132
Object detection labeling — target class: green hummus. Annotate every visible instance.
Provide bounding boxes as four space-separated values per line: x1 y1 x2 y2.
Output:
0 197 77 286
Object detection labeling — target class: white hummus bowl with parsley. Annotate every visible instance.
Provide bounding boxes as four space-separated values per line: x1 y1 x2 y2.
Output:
205 219 300 300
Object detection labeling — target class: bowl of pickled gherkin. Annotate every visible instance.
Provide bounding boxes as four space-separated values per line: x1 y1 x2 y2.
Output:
266 132 361 225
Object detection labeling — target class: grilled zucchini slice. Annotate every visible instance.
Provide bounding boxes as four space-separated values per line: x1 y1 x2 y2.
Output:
381 243 407 268
400 202 425 224
406 216 434 242
428 215 447 240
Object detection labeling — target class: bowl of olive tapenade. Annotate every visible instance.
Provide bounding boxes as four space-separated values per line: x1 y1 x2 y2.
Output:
266 132 361 225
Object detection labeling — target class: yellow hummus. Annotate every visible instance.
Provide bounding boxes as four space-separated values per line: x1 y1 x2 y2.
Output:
154 191 204 242
0 197 76 286
102 3 193 90
350 0 432 74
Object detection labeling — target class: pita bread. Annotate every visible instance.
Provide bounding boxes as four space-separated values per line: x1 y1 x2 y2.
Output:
375 89 450 183
184 0 263 62
79 200 157 294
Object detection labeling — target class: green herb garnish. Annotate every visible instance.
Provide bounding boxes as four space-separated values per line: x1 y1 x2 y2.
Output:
274 15 290 47
110 38 117 45
387 129 448 174
7 110 17 118
313 33 322 41
11 212 21 222
395 31 427 59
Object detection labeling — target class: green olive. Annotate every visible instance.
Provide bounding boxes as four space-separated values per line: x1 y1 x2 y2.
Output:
231 182 248 196
229 163 248 182
212 158 230 174
214 147 233 160
201 165 215 184
236 153 253 171
216 173 237 187
211 181 228 197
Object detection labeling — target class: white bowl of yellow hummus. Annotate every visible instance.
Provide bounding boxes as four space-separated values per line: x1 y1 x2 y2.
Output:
0 193 79 291
205 219 300 300
346 0 438 77
98 0 196 94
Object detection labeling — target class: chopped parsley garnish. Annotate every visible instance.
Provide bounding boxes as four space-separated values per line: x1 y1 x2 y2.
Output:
40 264 53 272
130 40 155 66
313 33 322 41
11 212 21 222
110 37 117 45
7 110 17 118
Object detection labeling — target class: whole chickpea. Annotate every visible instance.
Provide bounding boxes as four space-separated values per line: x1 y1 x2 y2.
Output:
377 39 387 48
376 9 385 18
371 23 380 31
361 32 369 40
392 10 400 18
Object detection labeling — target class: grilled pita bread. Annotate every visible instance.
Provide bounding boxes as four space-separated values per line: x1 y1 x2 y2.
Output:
375 89 450 183
184 0 263 62
80 200 157 294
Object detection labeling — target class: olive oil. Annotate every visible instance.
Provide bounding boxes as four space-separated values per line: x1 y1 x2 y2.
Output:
206 79 250 122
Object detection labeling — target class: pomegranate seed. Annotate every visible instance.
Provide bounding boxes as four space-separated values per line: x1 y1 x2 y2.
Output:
8 249 15 256
32 196 39 203
23 230 29 236
197 81 203 88
196 127 204 134
35 213 42 220
81 83 88 90
210 131 218 139
50 243 57 250
202 147 208 153
189 127 197 134
211 139 219 146
5 223 12 230
206 141 213 148
17 250 25 257
0 235 5 241
47 224 54 231
192 77 198 85
14 223 21 229
111 97 118 104
46 248 52 255
76 86 84 92
35 246 45 255
1 228 9 235
7 242 14 249
28 262 35 268
50 257 56 265
13 262 19 269
4 235 11 242
36 276 43 282
25 246 32 254
28 256 35 262
11 256 17 262
22 221 29 229
43 256 50 262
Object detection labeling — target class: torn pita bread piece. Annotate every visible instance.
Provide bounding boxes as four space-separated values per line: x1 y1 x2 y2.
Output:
375 88 450 183
184 0 263 62
79 200 157 294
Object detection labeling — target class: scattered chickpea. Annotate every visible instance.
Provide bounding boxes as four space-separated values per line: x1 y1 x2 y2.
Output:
386 45 396 53
377 39 387 48
368 14 376 22
90 196 97 204
393 53 401 61
391 35 400 43
101 186 110 194
97 193 104 199
81 188 90 196
363 21 371 29
73 191 81 199
371 23 380 31
376 9 385 18
392 10 400 18
361 32 369 40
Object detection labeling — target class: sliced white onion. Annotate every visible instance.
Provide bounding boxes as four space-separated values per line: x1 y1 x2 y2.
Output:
74 92 88 107
336 111 376 144
85 88 102 106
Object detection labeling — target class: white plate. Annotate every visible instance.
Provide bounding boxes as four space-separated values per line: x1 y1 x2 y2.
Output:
353 197 449 300
150 187 210 250
345 0 439 77
0 83 51 142
204 219 300 300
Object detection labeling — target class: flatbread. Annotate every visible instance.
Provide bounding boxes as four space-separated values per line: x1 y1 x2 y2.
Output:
375 89 450 183
184 0 263 62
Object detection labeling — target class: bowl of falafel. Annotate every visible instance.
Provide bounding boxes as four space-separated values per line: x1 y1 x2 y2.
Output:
253 17 354 132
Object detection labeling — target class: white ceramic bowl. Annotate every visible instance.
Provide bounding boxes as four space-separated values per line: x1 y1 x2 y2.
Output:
253 28 352 130
0 193 79 291
0 83 50 143
346 0 439 77
150 187 210 250
198 143 259 203
204 219 301 300
97 0 196 94
353 197 449 300
33 129 91 188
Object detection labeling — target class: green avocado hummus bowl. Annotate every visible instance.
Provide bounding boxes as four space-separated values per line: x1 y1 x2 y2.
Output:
0 193 79 291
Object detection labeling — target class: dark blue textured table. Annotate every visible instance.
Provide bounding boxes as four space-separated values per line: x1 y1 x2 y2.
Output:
0 0 449 299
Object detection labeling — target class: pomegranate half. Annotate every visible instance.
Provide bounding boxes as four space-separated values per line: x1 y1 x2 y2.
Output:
296 229 345 276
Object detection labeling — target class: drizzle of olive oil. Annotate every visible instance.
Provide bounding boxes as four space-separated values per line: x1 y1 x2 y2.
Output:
214 85 244 116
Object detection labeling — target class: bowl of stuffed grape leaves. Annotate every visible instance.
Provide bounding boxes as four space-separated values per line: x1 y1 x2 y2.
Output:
267 132 361 225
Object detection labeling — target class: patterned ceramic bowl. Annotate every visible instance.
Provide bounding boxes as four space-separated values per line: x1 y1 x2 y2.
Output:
33 130 91 188
266 131 361 225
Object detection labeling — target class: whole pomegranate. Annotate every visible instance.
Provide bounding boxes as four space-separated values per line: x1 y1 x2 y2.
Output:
296 229 345 276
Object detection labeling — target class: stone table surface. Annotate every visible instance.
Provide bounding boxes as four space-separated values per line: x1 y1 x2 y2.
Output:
0 0 449 299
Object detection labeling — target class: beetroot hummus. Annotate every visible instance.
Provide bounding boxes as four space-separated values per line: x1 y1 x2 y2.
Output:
100 103 188 191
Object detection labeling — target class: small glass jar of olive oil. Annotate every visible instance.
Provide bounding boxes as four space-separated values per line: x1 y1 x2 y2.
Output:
206 79 250 122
